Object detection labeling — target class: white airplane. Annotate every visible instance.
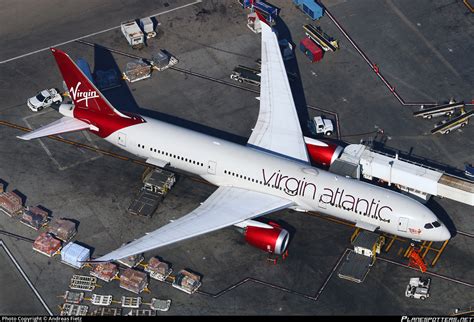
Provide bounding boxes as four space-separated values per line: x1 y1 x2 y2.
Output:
18 18 450 261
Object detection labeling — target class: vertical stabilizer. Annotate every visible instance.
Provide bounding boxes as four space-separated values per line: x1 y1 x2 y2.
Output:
51 48 127 118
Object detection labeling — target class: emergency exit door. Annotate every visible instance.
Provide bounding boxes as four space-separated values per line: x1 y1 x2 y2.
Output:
207 161 217 175
117 132 127 147
398 217 409 232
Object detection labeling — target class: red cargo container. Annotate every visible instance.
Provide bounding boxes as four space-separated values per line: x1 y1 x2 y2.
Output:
299 38 323 63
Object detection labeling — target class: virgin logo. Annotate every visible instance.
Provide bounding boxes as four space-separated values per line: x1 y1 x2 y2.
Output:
69 82 99 107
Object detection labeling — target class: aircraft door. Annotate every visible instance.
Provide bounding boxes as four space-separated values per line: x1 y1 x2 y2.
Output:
118 132 127 147
207 160 217 175
398 217 409 232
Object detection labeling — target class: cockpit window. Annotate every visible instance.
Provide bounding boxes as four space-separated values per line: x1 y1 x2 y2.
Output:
432 221 441 228
424 223 434 229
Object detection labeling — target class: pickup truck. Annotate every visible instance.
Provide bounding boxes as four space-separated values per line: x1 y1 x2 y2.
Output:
405 277 430 300
27 88 63 112
313 116 334 136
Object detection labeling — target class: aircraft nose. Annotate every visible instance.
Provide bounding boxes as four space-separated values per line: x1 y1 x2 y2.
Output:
440 225 451 241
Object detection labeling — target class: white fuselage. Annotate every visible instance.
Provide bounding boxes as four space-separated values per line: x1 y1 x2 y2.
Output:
105 116 450 242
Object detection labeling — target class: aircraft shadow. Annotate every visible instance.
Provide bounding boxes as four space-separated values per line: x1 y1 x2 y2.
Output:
371 140 469 179
425 199 457 238
92 44 247 145
273 16 312 138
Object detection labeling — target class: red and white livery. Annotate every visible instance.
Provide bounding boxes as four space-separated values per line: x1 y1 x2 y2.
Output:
18 17 450 261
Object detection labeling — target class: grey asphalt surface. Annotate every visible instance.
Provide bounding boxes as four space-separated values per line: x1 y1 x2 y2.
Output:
0 0 472 316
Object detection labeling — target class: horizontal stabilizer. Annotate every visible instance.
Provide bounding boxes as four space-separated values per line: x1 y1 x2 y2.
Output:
17 116 90 140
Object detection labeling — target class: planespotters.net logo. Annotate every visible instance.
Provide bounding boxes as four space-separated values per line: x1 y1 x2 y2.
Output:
401 317 473 322
69 82 99 107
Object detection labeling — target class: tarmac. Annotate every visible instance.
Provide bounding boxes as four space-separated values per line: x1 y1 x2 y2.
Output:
0 0 473 316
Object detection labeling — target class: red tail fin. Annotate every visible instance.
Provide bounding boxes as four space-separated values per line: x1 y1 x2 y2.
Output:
51 48 122 117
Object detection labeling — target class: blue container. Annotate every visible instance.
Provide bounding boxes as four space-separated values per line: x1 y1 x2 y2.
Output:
61 242 90 268
293 0 324 20
253 1 279 22
239 0 252 8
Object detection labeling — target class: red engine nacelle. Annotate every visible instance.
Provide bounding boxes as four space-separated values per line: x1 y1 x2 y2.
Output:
244 222 289 255
304 137 343 167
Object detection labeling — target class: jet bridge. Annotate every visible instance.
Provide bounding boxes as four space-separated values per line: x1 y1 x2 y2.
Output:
329 144 474 206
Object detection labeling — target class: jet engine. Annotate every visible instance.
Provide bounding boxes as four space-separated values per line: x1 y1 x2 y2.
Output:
304 136 343 167
240 221 290 255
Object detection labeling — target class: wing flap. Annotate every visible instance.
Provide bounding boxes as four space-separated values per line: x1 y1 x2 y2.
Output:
94 186 294 261
17 116 90 140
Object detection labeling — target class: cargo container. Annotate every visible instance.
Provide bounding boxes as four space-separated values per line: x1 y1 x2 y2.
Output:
61 242 90 269
139 17 156 38
172 270 201 294
121 20 144 49
145 257 172 281
122 60 152 83
90 262 119 282
20 206 49 230
253 1 279 23
33 233 62 257
293 0 324 20
150 50 178 72
117 251 144 268
120 268 148 294
0 191 23 217
299 38 323 63
48 218 77 242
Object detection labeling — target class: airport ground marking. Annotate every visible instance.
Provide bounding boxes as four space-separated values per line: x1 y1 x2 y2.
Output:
0 0 203 65
22 110 102 171
0 240 54 315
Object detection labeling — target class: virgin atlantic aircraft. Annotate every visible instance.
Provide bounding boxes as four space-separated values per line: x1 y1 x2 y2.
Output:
18 18 450 261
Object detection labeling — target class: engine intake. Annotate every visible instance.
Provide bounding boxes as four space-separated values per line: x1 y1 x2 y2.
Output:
304 137 343 167
244 222 289 255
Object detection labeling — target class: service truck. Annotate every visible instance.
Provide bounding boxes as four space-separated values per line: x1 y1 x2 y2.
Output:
121 21 144 49
405 277 431 300
313 116 334 136
27 88 63 112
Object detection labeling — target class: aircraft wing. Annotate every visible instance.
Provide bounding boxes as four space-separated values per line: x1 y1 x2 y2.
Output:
94 186 294 261
247 16 310 164
17 116 90 140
